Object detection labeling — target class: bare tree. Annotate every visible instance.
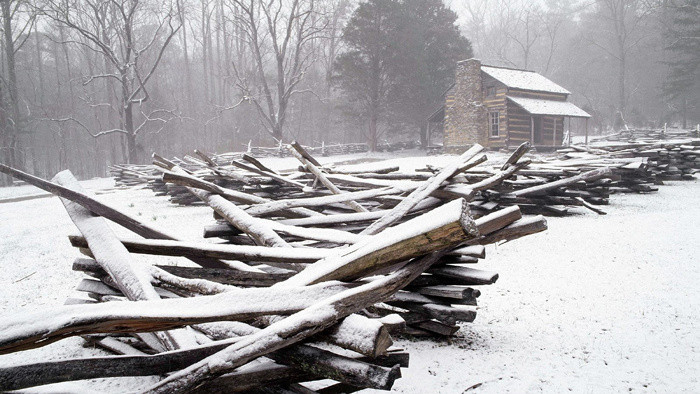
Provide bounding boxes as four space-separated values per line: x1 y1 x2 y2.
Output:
504 2 543 69
39 0 181 163
226 0 327 142
0 0 35 182
587 0 655 128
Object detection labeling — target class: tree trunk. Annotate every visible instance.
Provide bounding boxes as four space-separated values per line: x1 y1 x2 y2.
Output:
124 103 137 164
419 123 428 149
1 0 21 171
177 0 193 107
682 96 687 129
618 48 626 129
201 0 210 105
369 113 378 151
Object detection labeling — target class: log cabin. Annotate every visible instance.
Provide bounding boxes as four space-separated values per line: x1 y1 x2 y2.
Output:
427 58 591 153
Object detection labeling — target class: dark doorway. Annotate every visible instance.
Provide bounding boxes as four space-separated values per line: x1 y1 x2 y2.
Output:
532 116 543 144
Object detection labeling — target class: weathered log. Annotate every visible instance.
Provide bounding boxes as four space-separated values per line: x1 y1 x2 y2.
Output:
501 141 531 170
361 144 483 235
280 198 480 286
193 149 219 167
289 142 368 213
53 170 191 351
327 165 400 175
450 154 489 178
86 336 148 356
473 205 523 235
0 165 230 269
199 314 391 358
246 187 401 217
388 291 478 307
161 169 320 218
242 154 280 174
426 266 499 285
446 245 485 258
510 167 613 197
73 258 291 287
574 196 607 215
68 235 329 264
231 159 309 189
271 344 401 390
411 320 459 336
290 141 323 166
279 197 441 227
471 215 548 245
0 338 400 392
0 337 241 390
419 304 477 322
191 361 309 393
143 251 457 393
190 188 290 247
435 255 480 265
415 284 486 298
316 314 393 358
469 160 530 191
0 282 352 354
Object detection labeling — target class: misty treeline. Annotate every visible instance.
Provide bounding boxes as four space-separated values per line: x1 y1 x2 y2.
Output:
0 0 697 182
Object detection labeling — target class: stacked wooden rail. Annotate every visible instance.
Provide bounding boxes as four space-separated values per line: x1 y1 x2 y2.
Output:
590 127 699 143
0 147 547 393
113 143 658 218
562 140 700 181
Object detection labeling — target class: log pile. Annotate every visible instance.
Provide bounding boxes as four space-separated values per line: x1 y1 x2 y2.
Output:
0 150 548 393
589 127 699 143
119 136 694 222
559 141 700 181
249 142 370 157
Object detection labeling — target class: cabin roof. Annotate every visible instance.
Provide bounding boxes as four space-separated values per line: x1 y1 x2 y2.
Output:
482 65 571 95
507 96 591 118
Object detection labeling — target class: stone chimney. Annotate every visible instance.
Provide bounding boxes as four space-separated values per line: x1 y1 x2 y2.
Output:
443 58 488 153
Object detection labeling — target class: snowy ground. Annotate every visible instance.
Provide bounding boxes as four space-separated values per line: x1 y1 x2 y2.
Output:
0 152 698 393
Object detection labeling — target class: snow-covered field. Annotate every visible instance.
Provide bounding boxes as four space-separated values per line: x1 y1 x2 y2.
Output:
0 153 698 393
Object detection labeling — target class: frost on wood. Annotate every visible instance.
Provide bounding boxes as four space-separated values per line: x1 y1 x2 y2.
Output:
1 141 608 392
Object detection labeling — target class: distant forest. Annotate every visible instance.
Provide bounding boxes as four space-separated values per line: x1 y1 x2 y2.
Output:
0 0 698 180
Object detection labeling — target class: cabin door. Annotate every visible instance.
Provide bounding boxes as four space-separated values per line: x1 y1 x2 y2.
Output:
531 116 543 144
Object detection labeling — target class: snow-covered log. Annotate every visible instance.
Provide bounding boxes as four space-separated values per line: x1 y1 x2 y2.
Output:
280 198 480 286
0 282 352 354
288 142 368 213
143 252 450 393
68 235 330 263
360 144 483 235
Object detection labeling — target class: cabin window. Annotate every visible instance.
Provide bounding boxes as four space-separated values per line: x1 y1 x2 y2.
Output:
489 112 500 137
486 86 497 96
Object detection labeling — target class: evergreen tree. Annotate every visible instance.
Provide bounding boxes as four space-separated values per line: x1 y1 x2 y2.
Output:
334 0 401 151
393 0 473 146
334 0 472 150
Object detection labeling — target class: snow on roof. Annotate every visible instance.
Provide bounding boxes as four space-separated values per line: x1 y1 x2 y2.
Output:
507 96 591 118
482 66 571 94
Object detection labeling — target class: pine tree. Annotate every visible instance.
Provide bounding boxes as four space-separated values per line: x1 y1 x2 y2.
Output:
334 0 472 150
